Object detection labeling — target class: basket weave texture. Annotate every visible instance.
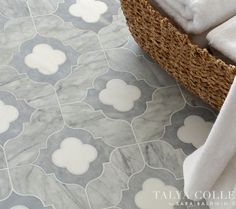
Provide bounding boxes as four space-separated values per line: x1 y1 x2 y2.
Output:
120 0 236 110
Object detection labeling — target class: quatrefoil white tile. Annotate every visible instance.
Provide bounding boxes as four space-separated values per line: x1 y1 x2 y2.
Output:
52 137 98 175
177 115 213 148
0 101 19 134
24 44 67 75
69 0 108 23
135 178 180 209
99 79 141 112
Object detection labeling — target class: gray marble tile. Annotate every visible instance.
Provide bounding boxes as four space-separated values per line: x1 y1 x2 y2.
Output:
0 65 58 109
119 166 188 209
0 17 35 49
36 126 113 187
61 101 136 147
106 48 176 88
87 163 127 209
0 147 7 169
0 48 15 66
85 69 155 122
34 15 101 53
110 145 144 177
0 17 36 66
0 192 53 209
133 86 185 142
161 104 216 155
0 15 8 33
10 165 90 209
5 106 64 168
55 0 119 33
56 51 108 104
0 0 29 18
0 91 34 145
87 145 144 209
0 170 11 200
11 35 79 85
28 0 60 16
98 8 130 49
140 140 186 178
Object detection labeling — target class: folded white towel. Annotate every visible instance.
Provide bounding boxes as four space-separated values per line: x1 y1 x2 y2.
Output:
183 76 236 209
207 16 236 63
153 0 236 34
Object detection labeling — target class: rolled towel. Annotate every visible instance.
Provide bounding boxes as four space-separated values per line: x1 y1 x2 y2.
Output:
152 0 236 34
207 16 236 63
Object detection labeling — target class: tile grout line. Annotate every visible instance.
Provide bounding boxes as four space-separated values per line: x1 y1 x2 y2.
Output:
26 0 40 34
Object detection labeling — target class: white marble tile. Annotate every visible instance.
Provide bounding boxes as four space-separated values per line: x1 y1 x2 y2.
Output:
87 145 144 209
5 106 64 168
28 0 60 16
34 15 101 53
0 66 58 109
52 137 97 175
61 101 136 147
140 140 186 178
56 51 107 104
0 0 29 18
10 165 90 209
133 87 185 142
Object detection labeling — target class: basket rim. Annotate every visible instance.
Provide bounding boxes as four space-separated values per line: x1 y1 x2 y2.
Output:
122 0 236 71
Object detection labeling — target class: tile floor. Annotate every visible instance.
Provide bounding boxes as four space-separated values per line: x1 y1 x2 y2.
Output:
0 0 216 208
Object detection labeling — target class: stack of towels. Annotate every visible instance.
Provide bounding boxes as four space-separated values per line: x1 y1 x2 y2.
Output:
153 0 236 63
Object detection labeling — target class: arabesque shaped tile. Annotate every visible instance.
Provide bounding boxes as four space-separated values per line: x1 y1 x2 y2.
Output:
10 165 90 209
119 166 189 209
0 65 58 109
27 0 62 16
0 192 53 209
5 105 64 168
140 140 186 178
133 86 185 142
0 91 34 145
56 51 108 104
0 0 29 18
106 48 176 88
36 126 113 186
11 35 78 85
0 17 36 66
87 145 144 209
85 69 155 122
34 14 101 53
56 0 119 32
161 105 216 155
61 101 136 147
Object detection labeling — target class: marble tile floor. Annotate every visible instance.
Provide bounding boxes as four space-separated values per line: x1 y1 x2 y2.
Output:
0 0 217 209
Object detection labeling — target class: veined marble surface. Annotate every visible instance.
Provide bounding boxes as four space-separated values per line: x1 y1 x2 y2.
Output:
0 0 216 209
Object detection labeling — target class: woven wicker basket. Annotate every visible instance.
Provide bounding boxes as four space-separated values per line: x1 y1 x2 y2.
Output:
120 0 236 110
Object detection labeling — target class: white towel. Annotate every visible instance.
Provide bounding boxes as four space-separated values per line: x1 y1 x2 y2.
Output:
183 76 236 209
153 0 236 34
207 16 236 63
